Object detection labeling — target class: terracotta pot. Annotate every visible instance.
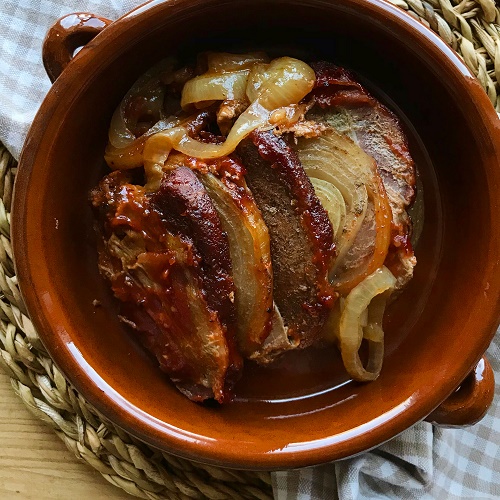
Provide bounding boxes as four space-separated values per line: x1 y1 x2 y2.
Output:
12 0 500 469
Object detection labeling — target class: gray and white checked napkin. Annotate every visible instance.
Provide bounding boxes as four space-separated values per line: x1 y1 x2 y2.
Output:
1 1 499 498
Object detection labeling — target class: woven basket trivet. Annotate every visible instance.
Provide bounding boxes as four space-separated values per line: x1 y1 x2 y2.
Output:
1 1 499 498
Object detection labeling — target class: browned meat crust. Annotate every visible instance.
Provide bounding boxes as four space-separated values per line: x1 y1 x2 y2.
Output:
91 170 241 402
151 167 236 336
238 130 336 349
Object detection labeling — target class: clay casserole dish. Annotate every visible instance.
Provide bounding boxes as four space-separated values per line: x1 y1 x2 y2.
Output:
12 0 500 469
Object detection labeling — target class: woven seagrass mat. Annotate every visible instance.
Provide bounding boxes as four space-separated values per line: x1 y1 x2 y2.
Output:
0 1 499 498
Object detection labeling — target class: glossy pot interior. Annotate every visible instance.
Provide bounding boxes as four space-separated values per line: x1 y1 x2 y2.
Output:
13 0 500 469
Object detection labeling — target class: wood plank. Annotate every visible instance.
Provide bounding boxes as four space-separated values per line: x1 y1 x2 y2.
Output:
0 371 131 499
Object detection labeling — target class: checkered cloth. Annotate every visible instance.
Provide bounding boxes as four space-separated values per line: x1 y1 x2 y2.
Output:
1 2 499 499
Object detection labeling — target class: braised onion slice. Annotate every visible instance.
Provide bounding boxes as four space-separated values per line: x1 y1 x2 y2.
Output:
108 58 175 149
245 57 316 106
106 116 178 170
337 184 392 294
200 172 273 356
296 130 392 294
109 105 136 149
246 57 315 109
246 63 270 103
181 70 250 109
338 266 396 381
363 293 389 342
297 131 369 274
311 177 346 239
181 52 271 109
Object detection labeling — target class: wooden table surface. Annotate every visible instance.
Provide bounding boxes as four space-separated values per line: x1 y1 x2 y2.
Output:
0 370 130 500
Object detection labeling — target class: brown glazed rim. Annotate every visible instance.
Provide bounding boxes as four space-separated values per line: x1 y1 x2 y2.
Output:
12 0 500 469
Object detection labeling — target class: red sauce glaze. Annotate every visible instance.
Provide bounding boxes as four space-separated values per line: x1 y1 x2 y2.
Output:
91 170 241 402
186 153 264 218
249 130 336 311
178 154 247 182
310 61 377 108
310 61 414 178
151 166 242 387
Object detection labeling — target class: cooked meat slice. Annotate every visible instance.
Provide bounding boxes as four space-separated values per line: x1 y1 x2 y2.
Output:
274 119 327 139
346 107 414 209
153 150 275 358
217 99 248 135
151 166 236 337
91 170 241 402
308 61 417 289
238 130 336 354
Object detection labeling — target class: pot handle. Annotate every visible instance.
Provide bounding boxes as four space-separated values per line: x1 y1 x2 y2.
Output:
426 357 494 427
42 13 112 83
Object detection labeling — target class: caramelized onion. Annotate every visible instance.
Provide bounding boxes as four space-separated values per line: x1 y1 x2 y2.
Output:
108 58 175 149
296 130 392 294
200 173 273 356
250 57 316 110
106 117 178 170
363 293 389 342
181 70 250 109
338 266 396 381
311 177 346 239
297 131 369 273
109 104 136 149
246 63 271 103
343 184 392 292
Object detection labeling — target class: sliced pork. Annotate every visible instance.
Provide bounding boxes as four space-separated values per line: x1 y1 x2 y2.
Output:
238 130 336 355
91 170 242 402
308 61 417 289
